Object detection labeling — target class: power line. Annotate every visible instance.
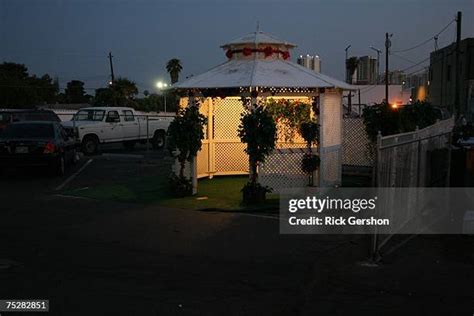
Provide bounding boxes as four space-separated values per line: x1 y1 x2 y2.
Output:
392 19 455 53
401 53 448 77
390 52 418 65
399 56 430 72
392 37 433 54
404 67 429 77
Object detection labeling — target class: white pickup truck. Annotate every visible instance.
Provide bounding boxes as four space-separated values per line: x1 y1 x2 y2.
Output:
62 107 173 155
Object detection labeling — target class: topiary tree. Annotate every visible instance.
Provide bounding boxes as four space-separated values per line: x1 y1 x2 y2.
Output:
238 105 277 204
167 103 206 196
299 121 320 186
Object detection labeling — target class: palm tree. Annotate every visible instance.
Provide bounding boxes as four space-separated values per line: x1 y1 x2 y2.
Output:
346 57 359 84
166 58 182 84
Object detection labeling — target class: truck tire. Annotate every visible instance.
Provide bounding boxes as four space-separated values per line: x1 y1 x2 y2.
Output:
151 130 165 149
82 135 99 156
123 140 136 150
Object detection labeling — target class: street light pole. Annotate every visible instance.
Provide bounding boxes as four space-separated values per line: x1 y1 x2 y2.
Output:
164 91 167 113
370 46 382 84
385 33 392 104
156 81 169 113
345 45 351 83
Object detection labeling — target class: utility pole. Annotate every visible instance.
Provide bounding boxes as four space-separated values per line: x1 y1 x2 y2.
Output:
108 52 116 106
108 52 115 83
454 11 462 117
385 33 391 104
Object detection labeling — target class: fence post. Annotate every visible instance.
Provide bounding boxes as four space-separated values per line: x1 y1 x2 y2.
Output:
208 98 215 179
370 130 382 261
446 131 452 187
372 131 382 187
415 126 421 187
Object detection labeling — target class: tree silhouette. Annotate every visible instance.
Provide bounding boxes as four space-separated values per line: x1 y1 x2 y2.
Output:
166 58 182 84
346 57 359 84
93 77 138 107
0 62 58 108
64 80 87 103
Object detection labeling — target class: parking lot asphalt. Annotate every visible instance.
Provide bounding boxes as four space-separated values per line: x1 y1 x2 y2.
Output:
0 143 473 315
0 144 348 315
0 142 166 196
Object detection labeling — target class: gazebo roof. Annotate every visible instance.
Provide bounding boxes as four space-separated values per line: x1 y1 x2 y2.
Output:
173 59 354 90
221 31 297 48
173 31 355 91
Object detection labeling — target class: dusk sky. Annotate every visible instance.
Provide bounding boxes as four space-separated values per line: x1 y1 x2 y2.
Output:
1 0 473 94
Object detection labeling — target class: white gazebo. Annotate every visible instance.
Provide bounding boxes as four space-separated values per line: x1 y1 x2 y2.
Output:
172 31 354 192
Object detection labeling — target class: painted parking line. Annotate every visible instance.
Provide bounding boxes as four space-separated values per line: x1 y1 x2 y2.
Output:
55 159 93 191
52 194 94 201
234 212 283 221
101 153 144 159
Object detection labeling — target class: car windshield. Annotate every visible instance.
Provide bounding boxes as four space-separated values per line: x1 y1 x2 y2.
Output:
74 110 105 121
0 123 55 139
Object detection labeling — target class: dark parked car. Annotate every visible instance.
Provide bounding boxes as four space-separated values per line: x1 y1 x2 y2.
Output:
0 109 61 134
0 121 77 176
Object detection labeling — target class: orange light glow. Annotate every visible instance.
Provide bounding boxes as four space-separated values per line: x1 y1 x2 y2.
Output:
391 103 399 109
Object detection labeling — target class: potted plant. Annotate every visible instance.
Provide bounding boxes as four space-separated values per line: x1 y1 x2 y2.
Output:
167 103 206 196
238 105 277 204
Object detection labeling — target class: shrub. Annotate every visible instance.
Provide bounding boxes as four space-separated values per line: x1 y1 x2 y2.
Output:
238 105 277 203
167 103 206 195
362 101 439 142
241 182 272 205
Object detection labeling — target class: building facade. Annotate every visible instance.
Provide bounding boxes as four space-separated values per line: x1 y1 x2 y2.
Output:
345 56 378 85
378 70 407 86
356 56 378 85
297 54 321 73
429 38 474 120
404 70 429 102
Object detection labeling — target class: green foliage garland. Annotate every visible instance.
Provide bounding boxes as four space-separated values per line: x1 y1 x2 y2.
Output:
265 98 311 142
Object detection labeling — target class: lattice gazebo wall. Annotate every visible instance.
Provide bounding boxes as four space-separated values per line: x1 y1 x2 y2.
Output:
259 90 343 191
174 90 343 191
171 31 352 193
193 96 312 179
319 90 343 187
